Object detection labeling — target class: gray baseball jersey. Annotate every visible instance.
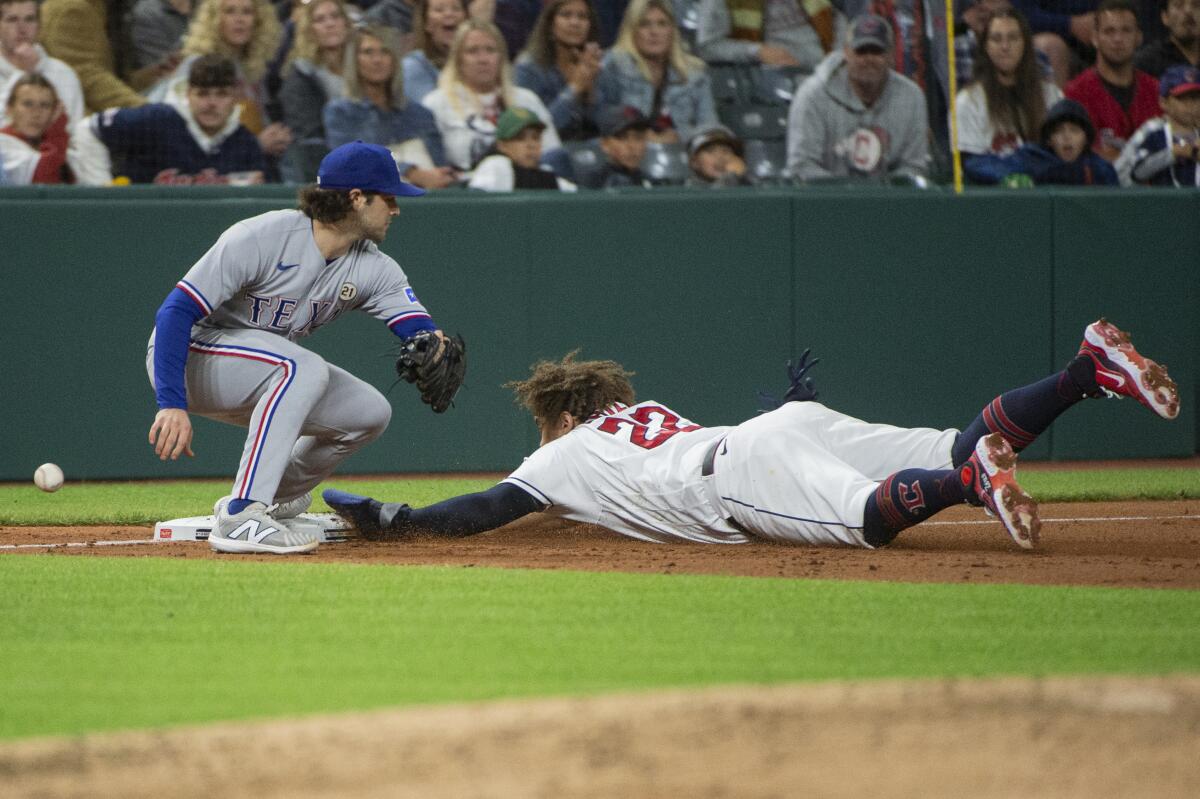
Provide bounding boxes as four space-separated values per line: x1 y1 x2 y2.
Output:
147 209 437 507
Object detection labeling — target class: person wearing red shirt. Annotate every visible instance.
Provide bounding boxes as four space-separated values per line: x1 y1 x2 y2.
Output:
1065 0 1160 160
0 71 71 182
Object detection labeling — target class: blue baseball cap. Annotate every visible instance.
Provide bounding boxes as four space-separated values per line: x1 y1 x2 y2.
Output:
1160 64 1200 98
317 141 425 197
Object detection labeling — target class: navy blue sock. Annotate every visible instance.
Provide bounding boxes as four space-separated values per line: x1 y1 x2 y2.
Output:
950 357 1095 467
862 468 968 547
226 498 253 514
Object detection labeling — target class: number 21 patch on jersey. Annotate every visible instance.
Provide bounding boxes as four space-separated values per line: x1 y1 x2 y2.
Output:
339 283 358 301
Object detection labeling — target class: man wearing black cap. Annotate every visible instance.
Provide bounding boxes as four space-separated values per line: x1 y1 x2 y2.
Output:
146 140 461 555
785 13 929 180
578 104 654 188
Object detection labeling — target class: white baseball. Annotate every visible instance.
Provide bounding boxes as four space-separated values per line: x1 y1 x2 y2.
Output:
34 463 64 492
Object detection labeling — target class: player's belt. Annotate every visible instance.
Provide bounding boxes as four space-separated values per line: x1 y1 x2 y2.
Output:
700 436 726 477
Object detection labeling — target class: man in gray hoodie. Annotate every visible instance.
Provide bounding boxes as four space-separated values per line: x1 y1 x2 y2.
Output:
786 13 929 180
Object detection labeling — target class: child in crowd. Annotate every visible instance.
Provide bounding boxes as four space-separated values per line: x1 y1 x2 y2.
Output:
1117 64 1200 187
468 106 577 191
0 73 73 184
578 104 651 188
686 124 752 187
960 99 1118 185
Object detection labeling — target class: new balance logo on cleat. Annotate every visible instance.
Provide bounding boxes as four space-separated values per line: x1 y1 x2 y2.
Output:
226 519 282 543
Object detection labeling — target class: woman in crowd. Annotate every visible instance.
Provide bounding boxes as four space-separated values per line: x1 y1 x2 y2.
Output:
955 8 1061 184
421 19 560 171
0 73 74 184
514 0 603 140
152 0 292 159
402 0 468 102
595 0 717 145
278 0 352 181
325 25 457 189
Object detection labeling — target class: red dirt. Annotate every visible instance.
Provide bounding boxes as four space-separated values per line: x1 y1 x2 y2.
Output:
4 499 1199 589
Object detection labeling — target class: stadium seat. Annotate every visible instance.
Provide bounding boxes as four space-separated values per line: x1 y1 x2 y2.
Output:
743 139 788 182
640 142 690 185
719 104 789 141
562 140 603 186
708 63 753 105
752 66 808 106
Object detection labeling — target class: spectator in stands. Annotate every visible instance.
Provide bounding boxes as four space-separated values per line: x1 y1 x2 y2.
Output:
128 0 193 72
1064 0 1158 160
966 96 1117 182
0 72 76 182
956 8 1061 182
695 0 842 72
577 102 652 187
686 123 753 186
786 13 928 179
0 0 84 125
422 18 560 170
152 0 291 160
468 104 577 188
494 0 540 58
279 0 350 181
70 53 266 184
39 0 161 110
1115 62 1200 185
325 25 457 189
1136 0 1199 78
402 0 468 102
1010 0 1099 87
363 0 417 36
597 0 718 144
515 0 602 140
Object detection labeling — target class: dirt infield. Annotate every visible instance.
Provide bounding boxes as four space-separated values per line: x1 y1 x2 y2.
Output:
4 676 1199 798
4 498 1198 797
3 499 1198 589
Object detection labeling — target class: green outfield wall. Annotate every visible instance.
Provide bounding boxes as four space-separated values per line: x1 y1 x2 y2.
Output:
0 186 1194 481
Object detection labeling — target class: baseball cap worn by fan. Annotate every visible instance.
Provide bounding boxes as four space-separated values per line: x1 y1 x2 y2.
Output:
688 125 744 159
598 105 652 137
317 140 425 197
495 107 546 140
1159 64 1200 97
849 13 893 51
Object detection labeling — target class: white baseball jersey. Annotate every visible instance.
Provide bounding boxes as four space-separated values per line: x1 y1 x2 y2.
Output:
955 82 1062 155
504 400 957 549
167 209 431 341
504 401 746 544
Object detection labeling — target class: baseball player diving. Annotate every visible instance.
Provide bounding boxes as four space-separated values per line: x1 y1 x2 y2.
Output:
147 141 466 555
324 319 1179 550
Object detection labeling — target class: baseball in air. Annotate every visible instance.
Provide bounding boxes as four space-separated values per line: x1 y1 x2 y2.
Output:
34 463 64 492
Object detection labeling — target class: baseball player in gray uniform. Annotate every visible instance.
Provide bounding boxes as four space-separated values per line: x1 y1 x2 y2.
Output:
148 141 457 555
323 319 1179 550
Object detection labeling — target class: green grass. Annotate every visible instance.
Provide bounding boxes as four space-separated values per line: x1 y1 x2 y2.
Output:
0 478 498 525
1020 468 1200 501
1 466 1196 525
1 557 1197 740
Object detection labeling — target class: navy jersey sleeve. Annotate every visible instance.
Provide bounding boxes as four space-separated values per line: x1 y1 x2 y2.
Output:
384 483 542 537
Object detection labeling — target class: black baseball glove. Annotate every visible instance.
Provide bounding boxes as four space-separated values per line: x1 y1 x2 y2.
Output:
396 330 466 413
757 348 820 412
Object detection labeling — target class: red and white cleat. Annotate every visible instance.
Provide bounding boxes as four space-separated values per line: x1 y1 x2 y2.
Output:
961 433 1041 550
1079 318 1180 420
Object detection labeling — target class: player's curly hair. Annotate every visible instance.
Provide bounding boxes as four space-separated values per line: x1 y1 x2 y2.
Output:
297 186 354 222
506 351 636 426
182 0 282 83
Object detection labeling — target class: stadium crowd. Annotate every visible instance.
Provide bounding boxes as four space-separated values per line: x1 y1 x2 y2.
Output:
0 0 1197 188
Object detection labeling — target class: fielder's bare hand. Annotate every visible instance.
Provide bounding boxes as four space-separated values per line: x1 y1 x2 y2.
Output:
149 408 195 460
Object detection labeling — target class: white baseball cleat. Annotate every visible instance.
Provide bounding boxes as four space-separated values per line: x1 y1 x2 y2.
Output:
1078 318 1179 420
211 499 319 555
961 433 1041 550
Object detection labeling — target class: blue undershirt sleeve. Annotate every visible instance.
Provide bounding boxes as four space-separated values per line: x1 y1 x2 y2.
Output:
383 483 543 537
153 287 206 410
389 316 438 340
